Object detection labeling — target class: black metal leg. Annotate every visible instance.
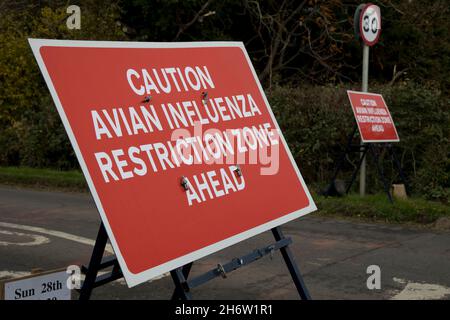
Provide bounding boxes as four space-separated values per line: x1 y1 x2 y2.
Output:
79 223 108 300
170 267 192 300
370 145 393 203
272 227 311 300
324 126 358 196
345 145 369 194
388 145 410 196
79 225 311 301
171 263 193 300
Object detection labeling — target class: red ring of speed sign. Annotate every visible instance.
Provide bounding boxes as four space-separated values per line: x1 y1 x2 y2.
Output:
359 3 381 46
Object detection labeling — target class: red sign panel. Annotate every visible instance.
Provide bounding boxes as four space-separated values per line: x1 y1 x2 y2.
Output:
29 39 316 287
347 90 399 143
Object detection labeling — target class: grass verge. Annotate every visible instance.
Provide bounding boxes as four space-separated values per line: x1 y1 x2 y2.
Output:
0 166 87 192
0 167 448 225
314 193 450 225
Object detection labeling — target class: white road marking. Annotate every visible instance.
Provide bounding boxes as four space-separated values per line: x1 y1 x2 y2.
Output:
391 277 450 300
307 261 322 267
0 222 169 284
0 230 50 246
0 221 113 253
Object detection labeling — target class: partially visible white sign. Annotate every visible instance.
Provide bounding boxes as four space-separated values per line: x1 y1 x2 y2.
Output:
3 271 71 300
360 4 381 46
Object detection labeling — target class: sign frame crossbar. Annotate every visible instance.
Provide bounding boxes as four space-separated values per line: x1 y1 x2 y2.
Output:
78 223 311 300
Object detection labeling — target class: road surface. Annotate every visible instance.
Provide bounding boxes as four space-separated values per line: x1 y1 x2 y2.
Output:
0 186 449 300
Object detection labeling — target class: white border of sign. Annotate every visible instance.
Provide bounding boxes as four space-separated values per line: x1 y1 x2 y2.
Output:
29 39 317 287
347 90 400 143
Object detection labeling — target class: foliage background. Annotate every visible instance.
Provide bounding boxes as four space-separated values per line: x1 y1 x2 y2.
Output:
0 0 448 201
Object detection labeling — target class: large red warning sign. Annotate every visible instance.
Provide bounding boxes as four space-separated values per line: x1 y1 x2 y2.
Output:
29 39 316 287
347 90 399 143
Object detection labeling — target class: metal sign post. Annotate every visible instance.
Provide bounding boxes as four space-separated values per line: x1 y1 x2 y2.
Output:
355 3 382 196
360 44 370 196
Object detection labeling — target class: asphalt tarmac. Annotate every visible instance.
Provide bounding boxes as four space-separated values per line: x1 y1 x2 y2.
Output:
1 185 449 300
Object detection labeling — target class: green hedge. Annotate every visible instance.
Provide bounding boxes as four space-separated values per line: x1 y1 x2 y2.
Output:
0 81 448 202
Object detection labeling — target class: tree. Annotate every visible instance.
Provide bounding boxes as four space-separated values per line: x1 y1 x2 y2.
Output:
0 0 126 167
243 0 354 87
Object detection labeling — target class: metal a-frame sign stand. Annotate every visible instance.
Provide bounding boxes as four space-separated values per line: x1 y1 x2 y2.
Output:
78 223 311 300
323 124 409 203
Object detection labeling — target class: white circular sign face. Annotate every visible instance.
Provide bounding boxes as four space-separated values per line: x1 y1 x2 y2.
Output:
360 4 381 46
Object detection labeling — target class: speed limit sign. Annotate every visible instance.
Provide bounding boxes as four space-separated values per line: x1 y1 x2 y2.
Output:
356 3 381 46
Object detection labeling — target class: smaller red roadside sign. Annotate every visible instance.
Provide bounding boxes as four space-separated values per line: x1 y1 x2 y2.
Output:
347 90 399 143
